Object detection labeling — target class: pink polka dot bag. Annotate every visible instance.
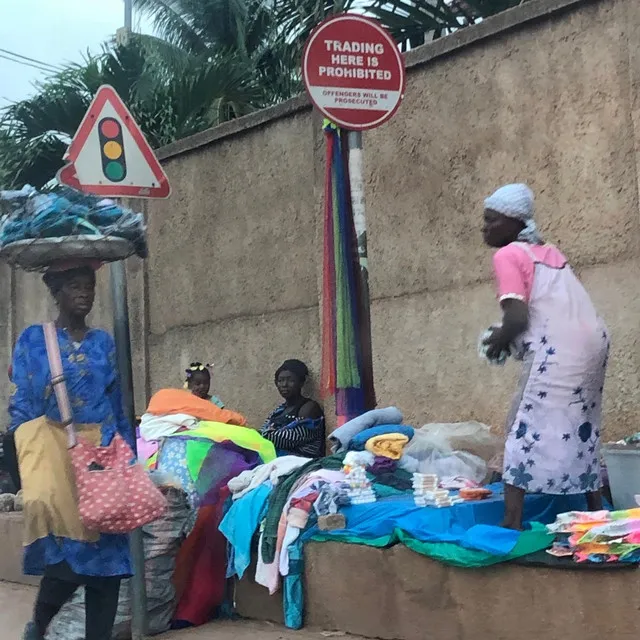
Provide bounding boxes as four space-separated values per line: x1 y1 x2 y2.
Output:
44 322 166 534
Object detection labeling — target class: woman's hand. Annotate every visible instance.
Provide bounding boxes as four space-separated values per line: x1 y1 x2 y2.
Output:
483 326 510 361
483 299 529 362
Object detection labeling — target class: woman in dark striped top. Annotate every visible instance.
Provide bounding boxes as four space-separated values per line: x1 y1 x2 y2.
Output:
260 360 325 458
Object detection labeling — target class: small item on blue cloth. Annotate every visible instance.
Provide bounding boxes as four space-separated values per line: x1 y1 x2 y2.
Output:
318 513 346 531
349 424 415 451
314 484 340 516
459 487 493 501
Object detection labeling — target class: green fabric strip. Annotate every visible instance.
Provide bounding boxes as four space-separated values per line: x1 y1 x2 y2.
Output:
185 440 213 481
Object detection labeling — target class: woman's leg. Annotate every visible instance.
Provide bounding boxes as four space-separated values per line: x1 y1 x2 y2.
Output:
586 489 603 511
32 574 79 637
3 431 21 491
502 483 526 530
84 576 121 640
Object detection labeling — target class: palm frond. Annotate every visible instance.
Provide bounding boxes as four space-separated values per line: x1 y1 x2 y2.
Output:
132 0 210 53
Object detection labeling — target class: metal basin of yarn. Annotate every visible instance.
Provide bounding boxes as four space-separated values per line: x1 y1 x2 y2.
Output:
0 235 136 271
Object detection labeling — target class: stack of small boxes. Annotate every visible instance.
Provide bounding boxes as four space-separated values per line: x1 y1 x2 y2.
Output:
412 473 461 508
345 465 377 505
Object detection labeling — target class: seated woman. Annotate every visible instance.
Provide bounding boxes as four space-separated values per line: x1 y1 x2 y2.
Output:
184 362 224 408
260 359 325 458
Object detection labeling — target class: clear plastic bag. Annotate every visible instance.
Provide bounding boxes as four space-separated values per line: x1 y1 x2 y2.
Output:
403 422 502 484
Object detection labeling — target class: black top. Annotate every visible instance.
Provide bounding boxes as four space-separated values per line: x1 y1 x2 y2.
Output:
260 398 325 458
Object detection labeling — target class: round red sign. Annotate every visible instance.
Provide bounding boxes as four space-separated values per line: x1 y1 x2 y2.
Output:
302 14 406 131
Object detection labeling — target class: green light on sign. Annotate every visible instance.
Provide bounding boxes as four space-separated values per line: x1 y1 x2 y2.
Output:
105 161 125 181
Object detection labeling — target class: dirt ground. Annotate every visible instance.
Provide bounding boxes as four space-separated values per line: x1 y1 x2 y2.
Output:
0 581 365 639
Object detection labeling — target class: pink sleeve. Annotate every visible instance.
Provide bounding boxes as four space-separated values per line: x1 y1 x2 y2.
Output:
492 244 534 303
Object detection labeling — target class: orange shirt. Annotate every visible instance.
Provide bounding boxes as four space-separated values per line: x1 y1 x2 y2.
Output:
146 388 247 426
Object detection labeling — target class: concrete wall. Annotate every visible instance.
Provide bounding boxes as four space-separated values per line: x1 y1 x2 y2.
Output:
2 0 640 440
145 107 324 427
234 541 640 640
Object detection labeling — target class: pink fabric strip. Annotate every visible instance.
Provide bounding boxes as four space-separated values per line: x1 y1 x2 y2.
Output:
43 322 77 448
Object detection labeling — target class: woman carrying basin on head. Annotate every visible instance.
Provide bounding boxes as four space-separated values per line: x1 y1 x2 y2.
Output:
9 262 134 640
481 184 609 530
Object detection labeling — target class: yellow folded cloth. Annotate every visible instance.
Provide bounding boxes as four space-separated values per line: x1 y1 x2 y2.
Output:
365 433 409 460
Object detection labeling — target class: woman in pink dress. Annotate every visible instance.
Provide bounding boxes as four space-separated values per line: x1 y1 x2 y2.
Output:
482 184 609 530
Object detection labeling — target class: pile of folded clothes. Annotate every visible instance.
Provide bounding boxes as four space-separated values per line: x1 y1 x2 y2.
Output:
546 508 640 563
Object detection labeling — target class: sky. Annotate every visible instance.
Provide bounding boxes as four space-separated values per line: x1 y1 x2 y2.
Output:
0 0 150 105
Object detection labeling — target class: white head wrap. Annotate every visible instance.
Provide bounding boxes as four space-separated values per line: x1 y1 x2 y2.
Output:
484 183 542 244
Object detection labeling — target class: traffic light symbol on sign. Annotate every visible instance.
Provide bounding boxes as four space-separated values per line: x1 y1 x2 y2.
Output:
98 117 127 183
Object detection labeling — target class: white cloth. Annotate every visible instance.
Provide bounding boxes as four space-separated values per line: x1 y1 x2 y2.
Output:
139 412 197 440
279 526 301 577
278 470 345 578
254 530 274 591
484 183 533 220
228 455 310 500
343 450 375 468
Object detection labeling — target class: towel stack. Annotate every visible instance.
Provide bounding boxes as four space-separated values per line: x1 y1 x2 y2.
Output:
345 465 377 505
413 473 461 508
412 473 438 493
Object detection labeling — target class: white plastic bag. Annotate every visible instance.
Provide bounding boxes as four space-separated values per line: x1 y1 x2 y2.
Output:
403 422 502 484
411 422 502 462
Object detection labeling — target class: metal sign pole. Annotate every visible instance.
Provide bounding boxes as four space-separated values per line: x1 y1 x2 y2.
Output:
347 130 375 409
124 0 133 30
110 260 148 639
347 131 368 274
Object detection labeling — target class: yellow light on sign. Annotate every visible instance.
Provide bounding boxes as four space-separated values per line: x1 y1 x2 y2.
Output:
104 140 123 160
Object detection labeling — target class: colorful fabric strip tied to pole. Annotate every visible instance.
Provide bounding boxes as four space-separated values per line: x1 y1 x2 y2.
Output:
320 120 376 422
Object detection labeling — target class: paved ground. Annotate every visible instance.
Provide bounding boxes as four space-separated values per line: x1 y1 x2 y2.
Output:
0 581 362 639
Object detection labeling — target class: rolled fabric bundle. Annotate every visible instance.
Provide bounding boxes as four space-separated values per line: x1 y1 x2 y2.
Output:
365 433 409 460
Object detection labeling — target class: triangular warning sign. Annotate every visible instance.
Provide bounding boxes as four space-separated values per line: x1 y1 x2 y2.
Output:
57 85 171 199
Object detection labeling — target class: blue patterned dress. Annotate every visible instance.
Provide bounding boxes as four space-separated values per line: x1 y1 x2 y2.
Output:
9 325 134 577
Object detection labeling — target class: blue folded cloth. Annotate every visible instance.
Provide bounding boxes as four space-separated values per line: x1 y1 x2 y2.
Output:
329 407 403 453
460 524 520 556
349 424 415 451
